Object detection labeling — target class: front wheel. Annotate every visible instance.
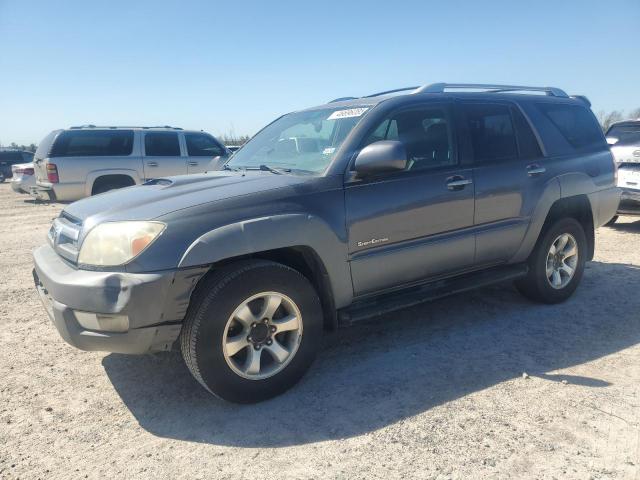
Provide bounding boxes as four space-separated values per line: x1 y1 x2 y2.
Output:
515 217 587 304
181 260 323 403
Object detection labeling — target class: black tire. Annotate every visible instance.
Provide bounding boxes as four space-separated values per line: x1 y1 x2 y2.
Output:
604 215 618 226
181 259 323 403
515 217 587 304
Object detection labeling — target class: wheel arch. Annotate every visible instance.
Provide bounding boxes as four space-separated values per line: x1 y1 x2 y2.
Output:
179 214 353 328
86 170 140 196
540 195 595 261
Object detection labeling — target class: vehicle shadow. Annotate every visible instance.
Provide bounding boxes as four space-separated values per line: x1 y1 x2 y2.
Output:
608 218 640 233
103 261 640 447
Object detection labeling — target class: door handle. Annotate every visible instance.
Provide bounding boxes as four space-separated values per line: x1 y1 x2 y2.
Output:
188 161 199 166
526 164 546 176
446 176 472 191
147 162 158 167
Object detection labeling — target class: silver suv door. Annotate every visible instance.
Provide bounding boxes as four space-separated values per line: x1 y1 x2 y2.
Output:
184 132 228 173
142 131 186 179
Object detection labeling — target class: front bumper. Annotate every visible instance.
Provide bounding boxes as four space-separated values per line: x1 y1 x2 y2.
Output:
33 244 206 354
618 188 640 216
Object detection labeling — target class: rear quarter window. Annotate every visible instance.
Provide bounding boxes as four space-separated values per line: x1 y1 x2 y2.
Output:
535 103 604 151
50 130 134 157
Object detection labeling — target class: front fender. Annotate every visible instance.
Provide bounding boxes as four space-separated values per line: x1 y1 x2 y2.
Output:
178 214 353 308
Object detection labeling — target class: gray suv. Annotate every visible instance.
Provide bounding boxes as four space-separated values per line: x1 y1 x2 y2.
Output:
32 83 620 403
30 126 230 201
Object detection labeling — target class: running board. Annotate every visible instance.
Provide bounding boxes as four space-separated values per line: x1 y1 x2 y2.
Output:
338 264 528 326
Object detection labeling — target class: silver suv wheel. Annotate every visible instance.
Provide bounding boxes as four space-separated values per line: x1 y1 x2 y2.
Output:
546 233 578 289
222 292 303 380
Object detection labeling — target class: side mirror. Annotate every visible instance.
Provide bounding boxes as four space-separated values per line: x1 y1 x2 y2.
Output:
354 140 407 176
606 137 619 145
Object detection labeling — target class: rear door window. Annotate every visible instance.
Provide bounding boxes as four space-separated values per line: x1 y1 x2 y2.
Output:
50 130 134 157
144 132 181 156
535 103 604 150
185 133 225 156
461 103 518 162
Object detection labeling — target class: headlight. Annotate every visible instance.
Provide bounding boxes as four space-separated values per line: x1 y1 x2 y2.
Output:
78 221 166 266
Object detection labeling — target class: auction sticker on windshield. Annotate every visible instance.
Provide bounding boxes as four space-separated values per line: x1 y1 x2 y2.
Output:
327 107 369 120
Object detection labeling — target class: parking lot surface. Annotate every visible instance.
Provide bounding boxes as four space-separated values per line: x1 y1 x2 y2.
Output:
0 182 639 479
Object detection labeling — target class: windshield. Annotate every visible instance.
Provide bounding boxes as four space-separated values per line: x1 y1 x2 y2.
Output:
226 106 371 174
607 124 640 145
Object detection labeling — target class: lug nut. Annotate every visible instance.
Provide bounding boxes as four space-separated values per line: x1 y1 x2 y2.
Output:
251 322 257 328
247 336 252 342
254 345 261 350
266 339 272 345
270 326 277 333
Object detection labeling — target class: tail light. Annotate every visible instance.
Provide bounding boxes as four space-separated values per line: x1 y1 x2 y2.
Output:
47 163 59 183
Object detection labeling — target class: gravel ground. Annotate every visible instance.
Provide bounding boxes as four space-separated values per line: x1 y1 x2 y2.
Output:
0 181 639 479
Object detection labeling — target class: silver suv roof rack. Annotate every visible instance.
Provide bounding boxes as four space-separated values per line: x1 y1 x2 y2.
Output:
414 83 569 97
69 125 184 130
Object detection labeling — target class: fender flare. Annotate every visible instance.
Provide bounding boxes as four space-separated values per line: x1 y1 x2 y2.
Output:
511 177 561 263
85 169 142 197
178 214 353 308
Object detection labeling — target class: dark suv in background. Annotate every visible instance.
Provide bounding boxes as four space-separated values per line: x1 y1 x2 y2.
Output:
0 149 33 182
33 83 619 402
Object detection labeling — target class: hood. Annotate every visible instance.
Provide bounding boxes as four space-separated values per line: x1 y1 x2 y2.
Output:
63 171 311 225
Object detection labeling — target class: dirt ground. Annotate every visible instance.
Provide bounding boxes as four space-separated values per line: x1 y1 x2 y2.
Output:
0 181 639 480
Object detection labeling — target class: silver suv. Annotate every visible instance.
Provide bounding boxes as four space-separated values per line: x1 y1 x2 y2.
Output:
30 126 230 201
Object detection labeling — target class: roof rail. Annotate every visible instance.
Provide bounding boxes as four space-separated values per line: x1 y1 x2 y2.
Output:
364 86 420 98
414 83 569 97
329 96 358 103
69 125 183 130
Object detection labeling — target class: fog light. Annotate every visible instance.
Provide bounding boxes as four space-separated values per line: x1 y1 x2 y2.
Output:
74 311 129 332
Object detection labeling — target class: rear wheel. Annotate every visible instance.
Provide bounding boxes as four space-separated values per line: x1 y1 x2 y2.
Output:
181 260 323 403
515 217 587 304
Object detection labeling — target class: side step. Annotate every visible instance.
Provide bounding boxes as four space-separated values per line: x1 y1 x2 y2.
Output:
338 264 528 326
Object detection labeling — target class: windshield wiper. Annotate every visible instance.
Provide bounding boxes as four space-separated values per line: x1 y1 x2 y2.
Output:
259 164 289 174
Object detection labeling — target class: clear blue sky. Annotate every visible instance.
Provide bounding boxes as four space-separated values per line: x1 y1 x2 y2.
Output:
1 0 639 145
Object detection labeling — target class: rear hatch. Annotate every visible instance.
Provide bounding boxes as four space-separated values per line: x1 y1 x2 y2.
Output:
33 130 61 182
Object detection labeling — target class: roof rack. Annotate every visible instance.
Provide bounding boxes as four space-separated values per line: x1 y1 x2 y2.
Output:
327 82 573 105
414 83 569 97
69 125 184 130
328 96 358 103
364 86 420 98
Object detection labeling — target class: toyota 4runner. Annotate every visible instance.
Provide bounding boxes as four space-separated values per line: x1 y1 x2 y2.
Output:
33 83 620 403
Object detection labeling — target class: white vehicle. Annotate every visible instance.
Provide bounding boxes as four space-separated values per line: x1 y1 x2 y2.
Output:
606 119 640 224
10 162 36 194
30 126 230 202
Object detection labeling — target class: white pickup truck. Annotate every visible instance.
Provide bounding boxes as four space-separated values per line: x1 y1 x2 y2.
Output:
30 126 230 201
606 119 640 223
